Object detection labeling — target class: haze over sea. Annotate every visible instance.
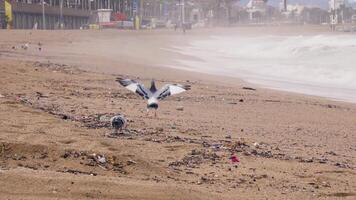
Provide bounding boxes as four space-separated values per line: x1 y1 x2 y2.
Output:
167 34 356 103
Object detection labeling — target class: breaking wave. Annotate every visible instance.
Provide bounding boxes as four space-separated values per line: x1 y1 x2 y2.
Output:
168 34 356 103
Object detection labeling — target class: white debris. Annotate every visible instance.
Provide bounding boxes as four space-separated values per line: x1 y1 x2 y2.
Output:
97 155 106 164
253 142 260 149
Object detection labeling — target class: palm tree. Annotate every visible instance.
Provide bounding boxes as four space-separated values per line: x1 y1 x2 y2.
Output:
224 0 239 24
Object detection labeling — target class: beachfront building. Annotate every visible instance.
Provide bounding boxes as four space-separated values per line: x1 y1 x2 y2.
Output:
2 0 92 29
0 0 150 29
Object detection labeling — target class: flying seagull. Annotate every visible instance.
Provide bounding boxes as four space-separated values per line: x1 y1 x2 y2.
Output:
116 78 190 117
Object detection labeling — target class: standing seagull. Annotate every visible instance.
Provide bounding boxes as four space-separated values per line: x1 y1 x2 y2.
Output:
110 114 126 135
116 78 190 117
21 43 29 50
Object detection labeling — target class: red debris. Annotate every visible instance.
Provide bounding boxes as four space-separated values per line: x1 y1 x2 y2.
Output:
230 155 240 163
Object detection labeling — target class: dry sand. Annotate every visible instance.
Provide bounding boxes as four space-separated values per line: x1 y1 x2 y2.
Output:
0 26 356 199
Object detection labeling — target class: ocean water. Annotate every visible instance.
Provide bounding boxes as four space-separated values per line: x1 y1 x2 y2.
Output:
166 34 356 103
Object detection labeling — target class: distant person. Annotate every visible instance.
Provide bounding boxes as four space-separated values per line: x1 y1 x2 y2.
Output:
4 16 8 29
33 22 38 30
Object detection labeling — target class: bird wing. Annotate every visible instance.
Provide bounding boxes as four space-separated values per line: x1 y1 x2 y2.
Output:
155 84 191 100
116 78 151 100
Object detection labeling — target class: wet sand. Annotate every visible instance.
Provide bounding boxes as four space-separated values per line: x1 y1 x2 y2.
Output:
0 26 356 199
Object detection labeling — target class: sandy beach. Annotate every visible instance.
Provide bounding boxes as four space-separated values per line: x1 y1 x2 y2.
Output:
0 26 356 199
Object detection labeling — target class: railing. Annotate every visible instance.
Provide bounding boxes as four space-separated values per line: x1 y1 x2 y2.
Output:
11 1 90 17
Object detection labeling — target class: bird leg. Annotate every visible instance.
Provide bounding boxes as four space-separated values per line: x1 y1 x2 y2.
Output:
146 108 150 117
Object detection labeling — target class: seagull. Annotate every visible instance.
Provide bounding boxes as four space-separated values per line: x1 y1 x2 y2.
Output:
38 42 42 51
110 114 126 135
116 78 190 117
21 43 29 50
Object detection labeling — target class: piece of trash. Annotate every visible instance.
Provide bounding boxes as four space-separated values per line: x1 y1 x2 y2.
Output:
242 87 256 91
176 106 184 111
59 114 69 120
210 144 223 150
253 142 260 148
97 155 106 164
156 127 164 132
99 115 111 122
0 94 4 98
211 143 223 150
127 160 137 165
230 155 240 163
35 91 48 98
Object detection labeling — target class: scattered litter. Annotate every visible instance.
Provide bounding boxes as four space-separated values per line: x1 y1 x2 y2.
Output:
0 94 4 98
169 149 220 168
61 150 127 173
60 169 97 176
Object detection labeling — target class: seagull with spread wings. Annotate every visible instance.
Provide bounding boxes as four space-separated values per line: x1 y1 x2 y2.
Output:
116 78 190 117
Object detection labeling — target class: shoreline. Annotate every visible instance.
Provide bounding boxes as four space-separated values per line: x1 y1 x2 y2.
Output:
1 26 355 105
